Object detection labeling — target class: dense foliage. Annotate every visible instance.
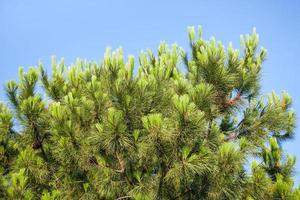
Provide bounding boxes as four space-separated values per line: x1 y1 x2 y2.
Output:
0 27 299 199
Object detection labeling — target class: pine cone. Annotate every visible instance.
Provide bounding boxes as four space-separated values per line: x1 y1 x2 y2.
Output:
89 156 98 165
32 141 42 150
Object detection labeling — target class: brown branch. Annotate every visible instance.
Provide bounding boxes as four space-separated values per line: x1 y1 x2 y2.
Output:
116 154 125 173
115 196 132 200
224 132 239 142
225 92 241 107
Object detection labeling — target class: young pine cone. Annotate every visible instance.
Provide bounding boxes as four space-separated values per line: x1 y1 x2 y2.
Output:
32 141 42 150
89 156 98 165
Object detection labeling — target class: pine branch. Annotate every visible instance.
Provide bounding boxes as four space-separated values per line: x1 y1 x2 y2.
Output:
115 195 132 200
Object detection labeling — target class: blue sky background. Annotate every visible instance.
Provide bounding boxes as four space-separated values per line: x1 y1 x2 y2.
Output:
1 0 300 182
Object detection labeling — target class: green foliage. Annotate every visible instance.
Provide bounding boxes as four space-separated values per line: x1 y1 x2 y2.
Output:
0 26 298 199
1 168 34 200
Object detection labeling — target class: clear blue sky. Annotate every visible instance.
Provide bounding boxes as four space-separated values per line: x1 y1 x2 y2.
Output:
1 0 300 182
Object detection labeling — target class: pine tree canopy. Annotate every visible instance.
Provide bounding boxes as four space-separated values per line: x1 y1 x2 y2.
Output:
0 26 299 200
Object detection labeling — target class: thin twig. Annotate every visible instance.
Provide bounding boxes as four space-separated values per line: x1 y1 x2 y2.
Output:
115 195 132 200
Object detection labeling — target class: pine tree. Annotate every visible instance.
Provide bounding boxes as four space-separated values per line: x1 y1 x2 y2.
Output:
0 26 299 199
